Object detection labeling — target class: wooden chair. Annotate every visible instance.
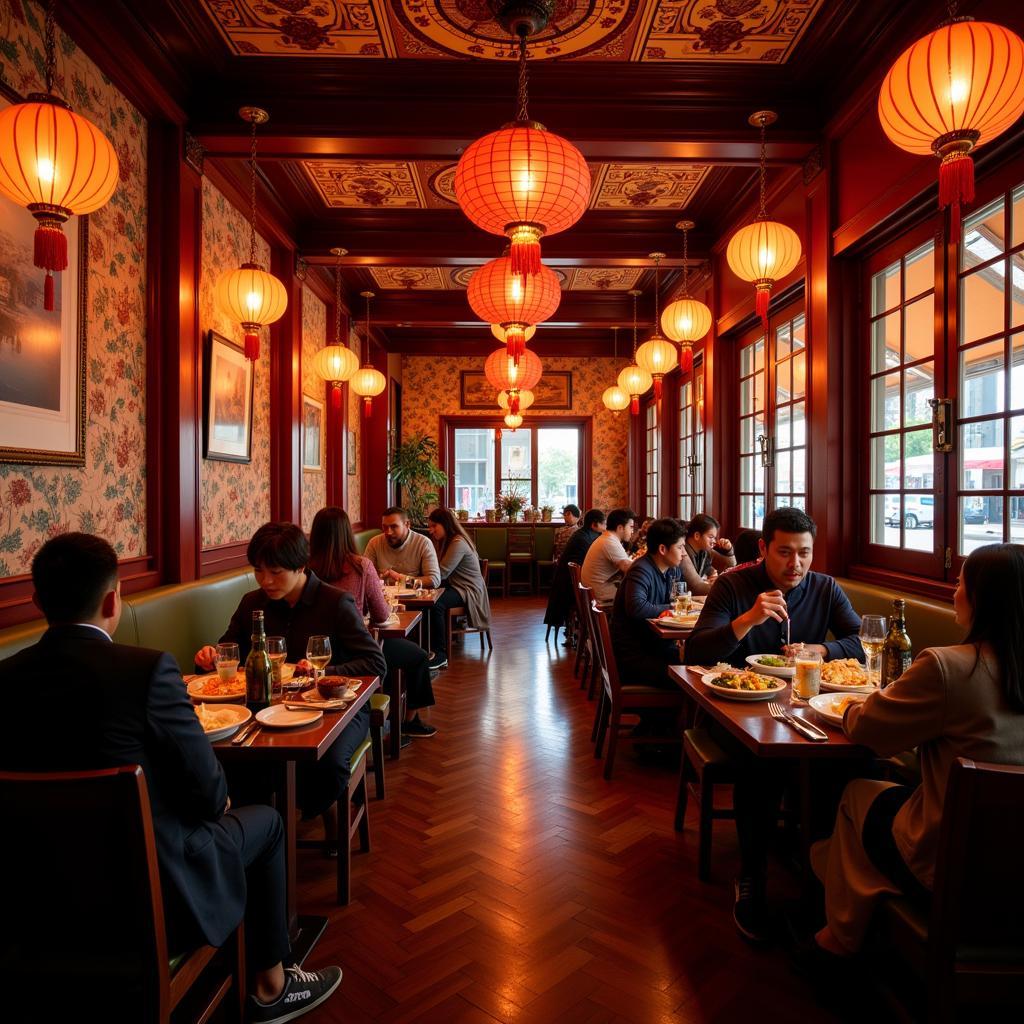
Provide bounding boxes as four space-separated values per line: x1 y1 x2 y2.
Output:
368 692 390 799
0 765 245 1022
573 581 599 698
674 727 736 881
567 563 587 678
590 608 685 780
447 558 494 653
869 758 1024 1022
507 527 536 595
534 527 556 591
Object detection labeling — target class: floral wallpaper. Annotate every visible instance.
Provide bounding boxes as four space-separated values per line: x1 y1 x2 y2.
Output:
400 355 629 509
346 356 362 525
198 178 272 548
300 285 326 534
0 0 147 578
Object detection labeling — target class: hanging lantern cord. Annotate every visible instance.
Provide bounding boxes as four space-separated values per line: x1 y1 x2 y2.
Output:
681 226 689 297
248 118 259 266
334 262 342 341
44 1 56 95
758 116 768 221
515 32 530 122
631 291 638 355
364 293 371 364
654 255 661 324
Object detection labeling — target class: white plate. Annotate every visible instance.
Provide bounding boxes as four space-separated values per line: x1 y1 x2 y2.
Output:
654 615 699 630
301 687 356 705
808 692 867 727
255 706 323 729
195 704 251 742
744 654 795 678
700 671 787 701
186 674 246 703
819 664 873 693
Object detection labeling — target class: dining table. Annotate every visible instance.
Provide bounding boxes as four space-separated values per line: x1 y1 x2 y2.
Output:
211 674 379 964
668 665 872 884
394 587 443 653
372 609 423 757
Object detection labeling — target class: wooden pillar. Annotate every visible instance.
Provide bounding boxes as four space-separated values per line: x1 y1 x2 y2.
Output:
147 123 201 583
270 247 302 525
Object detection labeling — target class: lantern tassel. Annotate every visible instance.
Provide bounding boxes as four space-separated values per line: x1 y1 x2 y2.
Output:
755 284 771 330
244 332 260 362
510 394 520 415
508 234 542 278
44 272 55 312
653 378 663 401
331 384 342 410
630 395 639 416
33 222 68 273
363 397 373 417
939 152 974 245
680 345 693 374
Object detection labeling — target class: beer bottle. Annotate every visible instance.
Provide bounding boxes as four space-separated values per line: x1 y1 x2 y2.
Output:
881 598 912 688
245 610 273 711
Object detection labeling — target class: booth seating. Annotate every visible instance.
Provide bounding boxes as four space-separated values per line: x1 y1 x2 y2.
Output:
836 578 958 653
353 528 381 555
473 528 507 595
534 527 556 591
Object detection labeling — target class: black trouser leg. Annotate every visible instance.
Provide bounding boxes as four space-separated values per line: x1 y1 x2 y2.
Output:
297 707 370 819
220 806 291 973
382 637 435 711
428 583 465 656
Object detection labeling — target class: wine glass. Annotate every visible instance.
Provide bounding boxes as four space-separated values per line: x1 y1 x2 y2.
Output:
860 615 887 688
214 642 240 681
267 636 287 698
306 635 332 684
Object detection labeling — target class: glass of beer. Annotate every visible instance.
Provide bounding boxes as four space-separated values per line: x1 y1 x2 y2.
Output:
793 650 822 702
267 636 287 698
214 642 240 682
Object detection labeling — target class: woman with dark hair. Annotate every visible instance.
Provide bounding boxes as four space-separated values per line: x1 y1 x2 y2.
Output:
309 507 438 740
426 507 491 670
678 512 736 595
812 543 1024 955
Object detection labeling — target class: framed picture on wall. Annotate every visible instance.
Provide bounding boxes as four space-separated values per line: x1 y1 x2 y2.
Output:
346 428 357 475
302 394 324 472
0 87 87 466
203 331 254 463
460 370 572 410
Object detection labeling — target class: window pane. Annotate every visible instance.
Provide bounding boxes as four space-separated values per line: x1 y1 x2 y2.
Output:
872 372 901 431
904 293 933 363
872 261 901 316
791 351 806 400
960 418 1004 490
1013 415 1024 489
1012 335 1024 410
962 197 1005 270
537 428 579 511
904 362 934 426
792 447 806 495
776 321 792 360
776 358 791 403
871 435 898 489
961 339 1005 417
903 429 934 487
792 402 806 447
775 450 791 494
905 241 934 299
903 495 935 552
754 338 765 372
872 312 900 372
1013 185 1024 250
870 494 900 547
740 416 757 455
961 263 1006 345
776 407 791 449
792 315 806 351
960 496 1001 556
740 377 753 414
740 455 756 492
1012 251 1024 329
500 428 532 504
453 428 494 517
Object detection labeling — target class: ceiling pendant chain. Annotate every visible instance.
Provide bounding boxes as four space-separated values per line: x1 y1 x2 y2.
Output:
515 34 529 122
249 118 258 265
631 289 639 356
44 1 56 94
758 116 768 221
682 226 689 296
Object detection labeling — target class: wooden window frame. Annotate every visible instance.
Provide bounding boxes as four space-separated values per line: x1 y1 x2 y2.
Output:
677 356 706 520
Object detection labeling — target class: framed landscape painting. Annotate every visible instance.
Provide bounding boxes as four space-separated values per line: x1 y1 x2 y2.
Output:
460 370 572 410
203 331 254 463
302 394 324 472
0 90 87 466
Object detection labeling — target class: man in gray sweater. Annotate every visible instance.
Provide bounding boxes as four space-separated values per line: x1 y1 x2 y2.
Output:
364 506 441 588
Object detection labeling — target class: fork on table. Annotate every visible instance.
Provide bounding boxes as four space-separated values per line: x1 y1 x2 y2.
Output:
767 701 828 742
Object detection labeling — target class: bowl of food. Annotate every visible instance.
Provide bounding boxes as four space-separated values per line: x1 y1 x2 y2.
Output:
700 668 786 700
316 675 352 699
744 654 795 679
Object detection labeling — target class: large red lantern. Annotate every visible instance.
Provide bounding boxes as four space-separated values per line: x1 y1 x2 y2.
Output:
468 255 560 365
484 346 543 414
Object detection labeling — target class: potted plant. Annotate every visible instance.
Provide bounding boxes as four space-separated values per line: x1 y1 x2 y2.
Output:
497 484 527 523
541 505 554 522
456 508 469 522
484 508 496 523
388 433 448 527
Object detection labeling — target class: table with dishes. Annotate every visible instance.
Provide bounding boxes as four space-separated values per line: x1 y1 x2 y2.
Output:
185 668 380 963
391 585 443 652
370 609 423 758
647 594 705 640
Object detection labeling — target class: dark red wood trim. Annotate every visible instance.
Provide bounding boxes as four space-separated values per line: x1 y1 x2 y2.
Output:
324 308 345 508
660 372 680 518
200 542 251 577
361 341 392 527
270 246 302 526
628 409 645 514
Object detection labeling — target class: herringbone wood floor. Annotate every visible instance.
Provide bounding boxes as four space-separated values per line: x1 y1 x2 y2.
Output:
297 597 843 1023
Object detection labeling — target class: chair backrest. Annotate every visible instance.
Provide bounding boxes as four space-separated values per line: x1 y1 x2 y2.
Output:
353 528 382 554
0 765 169 1018
508 528 535 556
929 757 1024 974
568 561 582 588
533 527 555 561
573 582 595 655
591 606 623 700
475 527 508 563
479 558 490 584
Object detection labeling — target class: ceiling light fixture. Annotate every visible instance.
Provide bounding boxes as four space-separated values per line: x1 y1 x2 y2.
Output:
484 345 543 414
618 290 653 416
214 106 288 361
312 247 360 408
725 111 801 330
661 220 712 373
0 1 118 309
498 388 535 413
602 326 630 414
455 1 590 278
878 5 1024 240
349 290 386 417
635 252 677 401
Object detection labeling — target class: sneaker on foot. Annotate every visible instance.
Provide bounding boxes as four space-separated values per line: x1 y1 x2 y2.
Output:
733 876 769 943
404 715 437 738
400 732 412 748
428 652 448 670
249 965 343 1024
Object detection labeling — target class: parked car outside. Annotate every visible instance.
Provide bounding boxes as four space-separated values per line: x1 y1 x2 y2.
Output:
885 495 934 529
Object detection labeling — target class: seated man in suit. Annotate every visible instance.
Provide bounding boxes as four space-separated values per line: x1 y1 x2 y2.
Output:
196 522 386 849
0 533 342 1023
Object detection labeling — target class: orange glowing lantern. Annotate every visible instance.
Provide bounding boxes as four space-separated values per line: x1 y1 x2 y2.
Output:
350 290 386 417
313 248 360 408
878 17 1024 237
661 220 712 373
498 388 535 415
484 346 543 413
635 253 677 400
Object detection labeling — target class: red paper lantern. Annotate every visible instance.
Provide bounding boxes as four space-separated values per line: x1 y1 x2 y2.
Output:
468 256 560 364
456 122 590 277
484 346 543 397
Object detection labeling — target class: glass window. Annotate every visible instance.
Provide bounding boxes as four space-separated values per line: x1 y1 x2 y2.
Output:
537 427 579 510
738 334 766 529
678 360 706 520
772 312 807 511
500 428 533 503
453 428 494 517
645 402 659 518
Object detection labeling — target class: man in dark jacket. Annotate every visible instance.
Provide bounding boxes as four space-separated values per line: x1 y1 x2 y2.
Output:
543 507 606 639
0 533 341 1022
196 522 386 834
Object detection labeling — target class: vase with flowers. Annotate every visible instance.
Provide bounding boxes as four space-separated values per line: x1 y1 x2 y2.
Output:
497 483 527 523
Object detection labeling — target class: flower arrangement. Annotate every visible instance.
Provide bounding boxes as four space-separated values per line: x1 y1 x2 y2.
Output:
541 505 554 522
496 483 528 521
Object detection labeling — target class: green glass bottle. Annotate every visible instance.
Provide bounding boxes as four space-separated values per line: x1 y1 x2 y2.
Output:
245 610 273 712
881 598 912 688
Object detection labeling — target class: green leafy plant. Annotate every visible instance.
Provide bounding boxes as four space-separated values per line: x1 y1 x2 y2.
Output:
496 483 528 519
388 433 448 526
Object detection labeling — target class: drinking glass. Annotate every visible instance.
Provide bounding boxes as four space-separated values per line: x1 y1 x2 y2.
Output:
306 635 332 684
792 649 822 702
859 615 887 688
671 580 691 614
267 636 287 698
214 642 240 681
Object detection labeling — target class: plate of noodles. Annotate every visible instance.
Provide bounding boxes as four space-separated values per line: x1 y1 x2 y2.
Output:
194 703 251 742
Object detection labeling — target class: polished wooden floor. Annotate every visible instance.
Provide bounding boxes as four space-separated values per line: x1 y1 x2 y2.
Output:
297 596 843 1023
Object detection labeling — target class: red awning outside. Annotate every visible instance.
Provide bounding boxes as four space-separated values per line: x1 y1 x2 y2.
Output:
964 459 1003 470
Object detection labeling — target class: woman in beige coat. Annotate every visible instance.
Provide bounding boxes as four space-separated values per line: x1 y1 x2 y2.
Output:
812 543 1024 955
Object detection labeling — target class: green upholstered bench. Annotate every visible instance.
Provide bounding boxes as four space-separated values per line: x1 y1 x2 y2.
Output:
353 528 381 554
835 577 959 653
474 528 507 596
533 527 556 591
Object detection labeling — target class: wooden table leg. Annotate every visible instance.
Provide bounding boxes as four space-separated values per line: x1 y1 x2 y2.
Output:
389 667 404 759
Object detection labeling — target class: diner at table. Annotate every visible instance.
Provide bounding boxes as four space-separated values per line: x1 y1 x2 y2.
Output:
363 507 441 589
679 513 737 594
581 507 636 605
544 507 607 641
552 503 581 562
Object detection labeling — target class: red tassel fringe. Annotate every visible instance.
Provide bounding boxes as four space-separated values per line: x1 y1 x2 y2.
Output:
680 345 693 374
34 223 68 273
630 395 639 416
244 333 260 362
756 286 770 331
653 378 663 401
44 273 55 312
939 154 974 246
331 385 342 410
509 240 541 278
363 397 373 417
510 395 520 415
